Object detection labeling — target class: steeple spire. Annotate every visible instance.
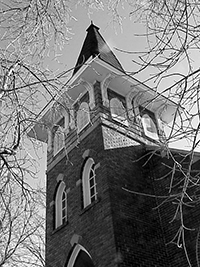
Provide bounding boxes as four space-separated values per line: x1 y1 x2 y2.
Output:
73 22 124 75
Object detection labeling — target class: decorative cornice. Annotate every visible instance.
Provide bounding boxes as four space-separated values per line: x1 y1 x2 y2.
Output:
69 108 75 129
126 89 138 119
79 78 95 109
126 90 143 121
156 103 168 122
47 128 52 152
101 73 115 107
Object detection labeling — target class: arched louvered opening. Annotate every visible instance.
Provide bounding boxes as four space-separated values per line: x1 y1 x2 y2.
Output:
110 97 128 126
77 102 90 133
66 244 95 267
141 113 159 140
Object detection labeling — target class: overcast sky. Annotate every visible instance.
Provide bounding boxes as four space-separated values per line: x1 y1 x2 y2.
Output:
45 4 147 79
33 4 200 183
30 5 149 185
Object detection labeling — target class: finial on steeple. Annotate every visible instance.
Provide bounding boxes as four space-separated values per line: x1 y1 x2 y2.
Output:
86 22 99 32
73 22 124 75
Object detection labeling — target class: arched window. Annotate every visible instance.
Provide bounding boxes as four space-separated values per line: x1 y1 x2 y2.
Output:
82 158 97 208
66 244 95 267
110 98 128 126
141 113 159 140
55 181 67 228
53 114 69 156
77 102 90 133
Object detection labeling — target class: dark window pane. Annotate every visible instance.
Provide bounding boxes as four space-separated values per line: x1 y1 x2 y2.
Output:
62 191 66 200
89 178 94 187
90 187 95 196
91 196 96 203
74 250 95 267
89 169 94 178
62 209 66 218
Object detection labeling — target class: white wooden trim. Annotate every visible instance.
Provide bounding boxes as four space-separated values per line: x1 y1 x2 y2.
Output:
67 244 92 267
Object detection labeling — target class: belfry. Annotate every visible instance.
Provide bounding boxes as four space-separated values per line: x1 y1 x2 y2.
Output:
30 23 200 267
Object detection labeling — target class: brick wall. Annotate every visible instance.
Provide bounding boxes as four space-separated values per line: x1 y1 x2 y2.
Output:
46 123 200 267
148 152 200 267
46 125 118 267
103 146 170 267
45 79 200 267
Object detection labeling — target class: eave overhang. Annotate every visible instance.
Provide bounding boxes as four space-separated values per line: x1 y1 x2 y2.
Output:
28 56 179 142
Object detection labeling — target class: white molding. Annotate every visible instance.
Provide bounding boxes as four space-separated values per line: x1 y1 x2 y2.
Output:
82 149 90 159
77 102 90 133
94 162 100 170
47 128 52 152
67 244 92 267
82 158 95 208
53 128 65 157
126 89 138 120
53 110 69 156
55 181 66 228
141 114 159 141
101 74 115 107
126 90 143 123
76 179 82 186
70 234 81 247
56 173 64 183
49 200 55 207
94 57 124 76
156 103 168 123
134 92 144 121
66 188 71 194
69 108 75 129
79 78 95 109
110 97 129 126
69 56 94 85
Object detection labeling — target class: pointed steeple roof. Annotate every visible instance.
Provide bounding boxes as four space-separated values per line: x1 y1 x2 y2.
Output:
73 22 124 75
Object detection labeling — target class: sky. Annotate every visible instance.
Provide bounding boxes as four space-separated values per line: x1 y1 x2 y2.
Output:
35 5 147 182
45 4 147 79
24 3 158 188
33 3 200 183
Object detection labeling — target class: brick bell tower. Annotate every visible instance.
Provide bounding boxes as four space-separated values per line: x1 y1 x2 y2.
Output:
29 23 200 267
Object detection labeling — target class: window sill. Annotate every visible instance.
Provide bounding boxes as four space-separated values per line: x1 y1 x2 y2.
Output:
112 116 129 127
52 221 68 235
79 197 100 215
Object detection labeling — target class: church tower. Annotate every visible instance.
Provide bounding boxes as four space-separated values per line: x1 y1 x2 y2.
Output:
30 23 200 267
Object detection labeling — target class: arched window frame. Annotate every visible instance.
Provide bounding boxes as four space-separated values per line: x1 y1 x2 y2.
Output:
77 102 90 133
78 79 95 109
55 181 67 228
101 73 115 107
82 158 97 208
140 107 159 141
47 128 52 152
126 90 143 124
53 112 69 156
66 244 94 267
110 97 128 126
